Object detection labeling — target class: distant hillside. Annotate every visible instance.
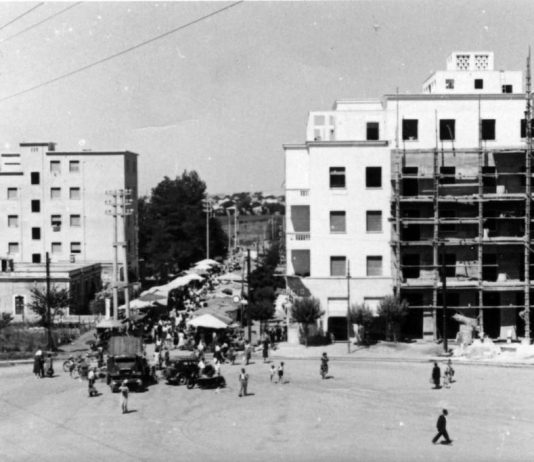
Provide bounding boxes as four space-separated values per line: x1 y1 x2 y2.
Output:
209 191 285 216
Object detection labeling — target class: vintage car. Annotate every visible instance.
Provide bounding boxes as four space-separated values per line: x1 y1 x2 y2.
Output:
186 364 226 390
163 357 199 385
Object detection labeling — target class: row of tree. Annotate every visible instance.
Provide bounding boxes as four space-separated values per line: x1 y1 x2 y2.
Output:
291 295 409 346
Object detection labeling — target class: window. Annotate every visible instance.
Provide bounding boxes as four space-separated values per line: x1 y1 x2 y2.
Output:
51 215 62 229
69 160 80 172
31 200 40 212
366 211 382 232
329 167 346 188
502 84 513 94
366 256 383 276
8 215 18 228
51 242 62 254
474 79 484 89
14 295 24 315
31 227 41 240
70 242 81 254
439 166 456 185
445 79 455 89
520 119 534 138
439 119 455 141
330 256 346 277
50 187 61 200
7 187 18 200
69 187 81 200
70 215 81 227
32 254 41 263
50 160 61 173
481 119 496 141
402 119 418 140
366 167 382 188
8 242 19 254
329 211 346 233
366 122 379 140
30 172 40 185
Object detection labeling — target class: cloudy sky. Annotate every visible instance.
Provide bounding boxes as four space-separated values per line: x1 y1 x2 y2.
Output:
0 0 532 195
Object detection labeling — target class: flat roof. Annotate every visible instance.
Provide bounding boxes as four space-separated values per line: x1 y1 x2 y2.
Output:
48 151 139 156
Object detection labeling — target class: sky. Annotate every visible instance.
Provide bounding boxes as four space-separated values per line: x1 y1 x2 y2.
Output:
0 0 533 196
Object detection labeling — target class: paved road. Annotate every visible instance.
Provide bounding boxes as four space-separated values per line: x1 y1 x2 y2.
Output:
1 357 533 462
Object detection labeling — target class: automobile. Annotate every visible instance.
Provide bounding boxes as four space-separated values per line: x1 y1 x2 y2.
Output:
163 357 198 385
186 364 226 390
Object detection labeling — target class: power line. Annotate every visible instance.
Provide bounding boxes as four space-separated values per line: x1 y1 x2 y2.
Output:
0 2 81 44
0 3 44 33
0 1 244 104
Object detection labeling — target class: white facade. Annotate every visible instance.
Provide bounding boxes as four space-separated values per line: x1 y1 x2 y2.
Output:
0 142 139 288
285 51 528 339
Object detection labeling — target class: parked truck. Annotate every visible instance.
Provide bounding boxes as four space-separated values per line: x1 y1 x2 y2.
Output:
106 336 155 392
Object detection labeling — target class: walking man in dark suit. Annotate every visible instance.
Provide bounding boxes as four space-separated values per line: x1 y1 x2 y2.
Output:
432 409 452 444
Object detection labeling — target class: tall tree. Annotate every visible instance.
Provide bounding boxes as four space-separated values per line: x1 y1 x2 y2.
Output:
139 171 227 283
291 297 323 347
28 285 71 330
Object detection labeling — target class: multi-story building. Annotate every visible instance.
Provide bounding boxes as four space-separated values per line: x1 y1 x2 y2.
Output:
285 51 534 341
0 142 139 316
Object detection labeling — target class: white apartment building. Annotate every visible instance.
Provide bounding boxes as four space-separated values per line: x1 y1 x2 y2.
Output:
285 51 532 340
0 142 139 298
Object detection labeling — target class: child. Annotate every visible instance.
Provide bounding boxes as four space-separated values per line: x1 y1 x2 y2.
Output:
270 364 276 382
119 380 129 414
277 362 284 384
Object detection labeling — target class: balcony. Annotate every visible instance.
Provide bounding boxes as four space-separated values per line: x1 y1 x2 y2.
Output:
286 189 310 205
287 232 311 241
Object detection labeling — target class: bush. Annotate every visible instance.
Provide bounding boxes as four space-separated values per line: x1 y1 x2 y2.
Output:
377 295 409 342
301 333 331 347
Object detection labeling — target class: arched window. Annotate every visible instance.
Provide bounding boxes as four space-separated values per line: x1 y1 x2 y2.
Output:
14 295 24 315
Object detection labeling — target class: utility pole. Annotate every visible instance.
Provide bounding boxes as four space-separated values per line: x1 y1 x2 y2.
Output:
106 189 133 320
346 259 351 353
202 198 213 259
105 191 119 319
247 248 252 342
441 242 448 353
525 48 532 343
46 252 52 350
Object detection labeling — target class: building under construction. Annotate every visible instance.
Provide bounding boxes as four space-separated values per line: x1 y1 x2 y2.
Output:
285 51 534 341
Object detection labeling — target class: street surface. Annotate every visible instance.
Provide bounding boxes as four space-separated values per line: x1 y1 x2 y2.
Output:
1 357 533 462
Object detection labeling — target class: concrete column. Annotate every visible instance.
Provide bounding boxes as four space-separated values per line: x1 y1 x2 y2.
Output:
423 309 434 341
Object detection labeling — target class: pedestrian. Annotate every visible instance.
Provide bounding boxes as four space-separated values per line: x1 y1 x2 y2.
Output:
431 362 441 389
262 338 269 363
119 380 129 414
320 352 329 379
33 348 43 378
88 368 98 397
238 368 249 397
432 409 452 444
446 359 455 383
277 361 284 384
153 349 160 370
245 341 252 365
270 364 276 382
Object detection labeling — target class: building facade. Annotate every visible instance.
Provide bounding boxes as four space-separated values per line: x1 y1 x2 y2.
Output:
0 142 139 308
285 51 534 340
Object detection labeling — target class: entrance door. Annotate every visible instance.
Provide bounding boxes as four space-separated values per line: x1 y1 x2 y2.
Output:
327 317 348 341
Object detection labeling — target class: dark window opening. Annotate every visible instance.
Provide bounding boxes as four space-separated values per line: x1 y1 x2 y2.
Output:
32 254 41 264
329 167 346 188
402 119 418 141
31 200 40 213
439 119 455 141
438 252 456 278
481 119 495 140
474 79 484 89
439 209 456 232
330 256 346 277
31 227 41 240
30 172 40 185
366 122 379 141
366 167 382 188
502 84 513 94
402 254 420 279
520 119 534 138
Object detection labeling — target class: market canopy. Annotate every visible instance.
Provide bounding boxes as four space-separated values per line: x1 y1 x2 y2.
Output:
96 319 124 329
188 313 229 329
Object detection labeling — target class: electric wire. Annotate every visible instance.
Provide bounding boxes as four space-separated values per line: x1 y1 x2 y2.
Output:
0 2 82 44
0 1 244 104
0 3 44 33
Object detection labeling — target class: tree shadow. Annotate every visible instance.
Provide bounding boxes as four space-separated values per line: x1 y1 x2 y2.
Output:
124 409 138 414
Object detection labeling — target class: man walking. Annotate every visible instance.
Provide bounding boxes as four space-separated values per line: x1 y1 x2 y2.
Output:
431 362 441 389
432 409 452 444
238 368 249 397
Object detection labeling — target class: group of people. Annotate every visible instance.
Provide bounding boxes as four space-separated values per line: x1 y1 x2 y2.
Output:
431 359 455 389
33 349 53 378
